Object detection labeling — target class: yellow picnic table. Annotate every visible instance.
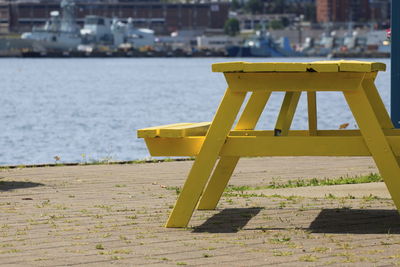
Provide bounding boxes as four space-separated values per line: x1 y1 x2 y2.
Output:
138 60 400 228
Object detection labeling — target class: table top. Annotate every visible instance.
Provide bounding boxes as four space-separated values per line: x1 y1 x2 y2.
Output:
212 60 386 73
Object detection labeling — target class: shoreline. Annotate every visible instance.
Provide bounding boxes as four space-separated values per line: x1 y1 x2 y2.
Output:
0 50 391 59
0 157 193 169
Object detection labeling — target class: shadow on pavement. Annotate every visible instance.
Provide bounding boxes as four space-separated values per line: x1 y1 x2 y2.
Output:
0 181 44 191
309 208 400 234
192 207 263 233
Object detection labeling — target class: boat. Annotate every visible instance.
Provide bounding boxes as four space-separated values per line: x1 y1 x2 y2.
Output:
226 29 302 57
80 16 154 51
19 0 155 53
112 18 155 49
20 0 81 52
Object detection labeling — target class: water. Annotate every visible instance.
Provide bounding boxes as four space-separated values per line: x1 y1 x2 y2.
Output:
0 57 391 165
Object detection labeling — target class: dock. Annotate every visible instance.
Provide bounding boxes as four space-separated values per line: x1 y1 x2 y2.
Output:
1 157 400 266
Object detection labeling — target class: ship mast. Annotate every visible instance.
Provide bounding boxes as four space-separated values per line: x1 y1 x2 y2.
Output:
60 0 79 33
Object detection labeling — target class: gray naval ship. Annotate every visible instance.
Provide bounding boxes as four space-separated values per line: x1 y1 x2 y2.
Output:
0 0 155 54
21 0 81 52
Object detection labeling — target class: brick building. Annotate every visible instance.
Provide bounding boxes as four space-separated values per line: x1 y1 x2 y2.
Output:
0 1 229 34
316 0 370 23
369 0 390 22
0 3 8 33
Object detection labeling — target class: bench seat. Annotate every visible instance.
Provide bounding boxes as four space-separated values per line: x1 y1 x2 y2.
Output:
137 122 211 138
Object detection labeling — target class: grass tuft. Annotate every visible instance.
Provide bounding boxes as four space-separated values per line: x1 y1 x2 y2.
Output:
223 173 382 193
95 244 104 250
267 173 381 189
165 186 181 195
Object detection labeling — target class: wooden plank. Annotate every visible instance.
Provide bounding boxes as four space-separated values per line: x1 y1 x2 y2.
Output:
274 92 301 136
229 129 400 137
339 61 386 72
137 123 192 138
243 62 307 72
144 137 204 156
143 127 400 140
212 61 386 73
229 129 392 136
310 60 386 72
142 127 400 141
159 122 211 138
211 61 244 72
144 135 400 157
225 72 364 92
307 92 318 136
307 62 339 72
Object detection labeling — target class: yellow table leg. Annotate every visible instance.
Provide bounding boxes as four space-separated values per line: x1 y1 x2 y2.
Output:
165 89 246 228
197 91 272 210
274 92 301 136
343 82 400 210
307 91 317 136
361 76 393 129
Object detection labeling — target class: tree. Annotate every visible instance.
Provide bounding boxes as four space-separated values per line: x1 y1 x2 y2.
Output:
269 20 284 30
224 18 240 36
245 0 263 15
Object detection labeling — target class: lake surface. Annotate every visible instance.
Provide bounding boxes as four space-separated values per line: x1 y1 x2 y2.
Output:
0 57 391 165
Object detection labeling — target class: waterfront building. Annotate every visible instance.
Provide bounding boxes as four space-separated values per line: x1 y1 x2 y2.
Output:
234 14 297 30
316 0 370 23
0 0 229 34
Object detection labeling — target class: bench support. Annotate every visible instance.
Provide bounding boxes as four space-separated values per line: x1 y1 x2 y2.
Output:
307 92 317 136
274 92 301 136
